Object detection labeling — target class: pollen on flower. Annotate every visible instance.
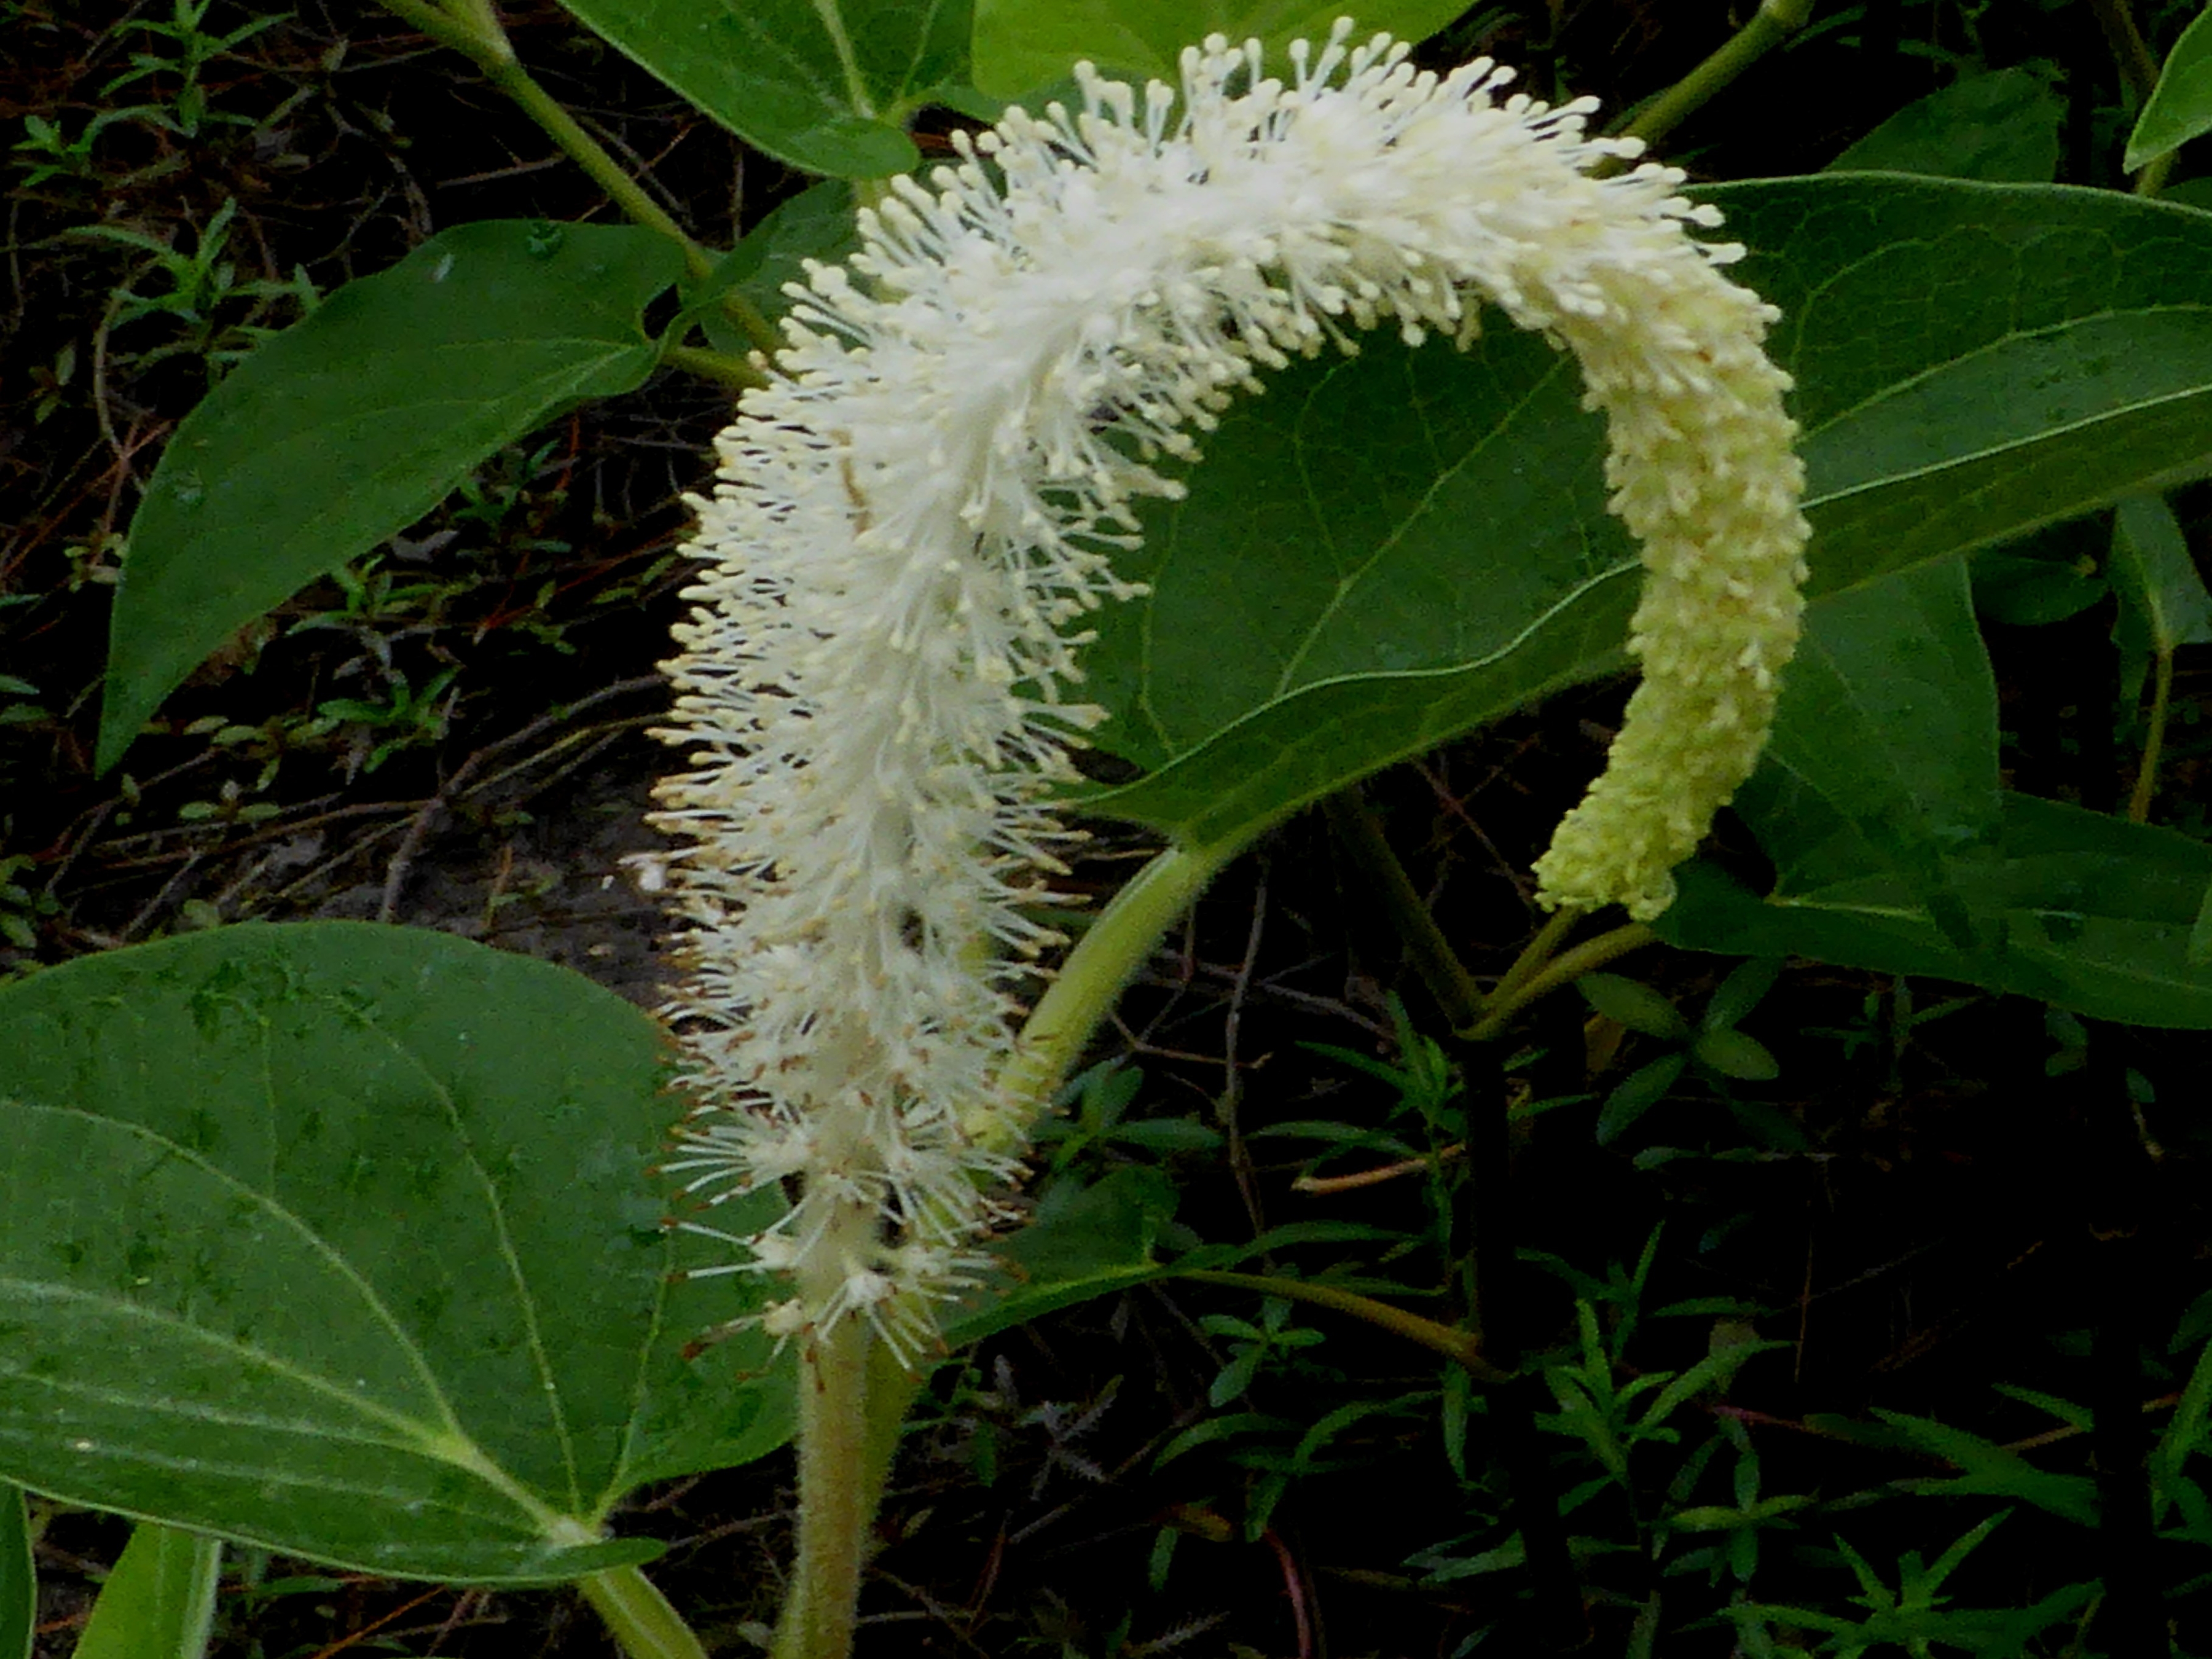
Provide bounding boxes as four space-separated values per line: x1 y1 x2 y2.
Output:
651 17 1808 1356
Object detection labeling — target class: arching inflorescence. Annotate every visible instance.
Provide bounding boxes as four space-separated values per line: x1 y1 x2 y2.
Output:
650 23 1811 1362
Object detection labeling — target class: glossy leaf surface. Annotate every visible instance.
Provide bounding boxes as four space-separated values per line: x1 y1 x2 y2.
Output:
0 925 789 1582
1078 178 2212 851
553 0 973 176
101 223 681 774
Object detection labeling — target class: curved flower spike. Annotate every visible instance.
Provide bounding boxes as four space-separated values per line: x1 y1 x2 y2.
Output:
651 22 1810 1356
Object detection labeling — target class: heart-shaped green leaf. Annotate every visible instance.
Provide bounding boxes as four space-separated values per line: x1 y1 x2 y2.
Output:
1078 178 2212 853
552 0 975 176
0 924 789 1583
971 1 1473 100
100 222 683 775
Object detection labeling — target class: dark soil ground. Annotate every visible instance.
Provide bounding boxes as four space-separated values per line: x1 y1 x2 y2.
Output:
9 1 2212 1655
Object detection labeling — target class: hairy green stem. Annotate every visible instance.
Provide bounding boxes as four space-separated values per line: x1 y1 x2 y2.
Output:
778 841 1249 1659
2128 648 2176 823
1467 922 1657 1042
371 0 506 61
2135 149 2178 197
1322 789 1483 1029
1615 0 1813 151
988 836 1251 1145
774 1226 877 1659
2091 0 2164 107
578 1567 711 1659
1179 1269 1511 1381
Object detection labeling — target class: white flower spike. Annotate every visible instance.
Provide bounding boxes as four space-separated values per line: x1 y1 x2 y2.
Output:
652 23 1810 1357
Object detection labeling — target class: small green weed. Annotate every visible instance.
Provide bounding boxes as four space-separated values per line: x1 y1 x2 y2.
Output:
1578 958 1797 1148
100 0 291 138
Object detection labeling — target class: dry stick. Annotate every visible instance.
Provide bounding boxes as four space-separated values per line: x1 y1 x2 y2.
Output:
1320 790 1483 1030
1218 858 1270 1241
375 713 657 920
370 675 663 917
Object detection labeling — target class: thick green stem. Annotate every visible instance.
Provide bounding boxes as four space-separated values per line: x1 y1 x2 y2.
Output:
1179 1268 1511 1381
371 0 507 61
1322 788 1483 1030
774 1293 875 1659
2128 648 2176 823
986 836 1249 1145
578 1567 711 1659
747 836 1247 1659
1615 0 1813 151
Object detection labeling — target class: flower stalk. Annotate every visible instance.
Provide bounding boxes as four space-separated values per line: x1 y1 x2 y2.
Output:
649 23 1810 1655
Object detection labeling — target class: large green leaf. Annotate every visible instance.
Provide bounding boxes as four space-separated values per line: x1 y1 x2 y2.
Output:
1657 795 2212 1029
971 0 1472 100
1077 178 2212 850
100 221 682 775
1827 68 2062 182
2128 1 2212 171
1752 556 2001 944
552 0 974 176
73 1524 220 1659
0 924 788 1583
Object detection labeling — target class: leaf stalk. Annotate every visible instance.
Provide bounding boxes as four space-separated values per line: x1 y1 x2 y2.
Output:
1178 1268 1511 1381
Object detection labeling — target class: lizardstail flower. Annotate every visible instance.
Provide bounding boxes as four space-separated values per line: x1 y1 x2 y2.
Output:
651 23 1811 1361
